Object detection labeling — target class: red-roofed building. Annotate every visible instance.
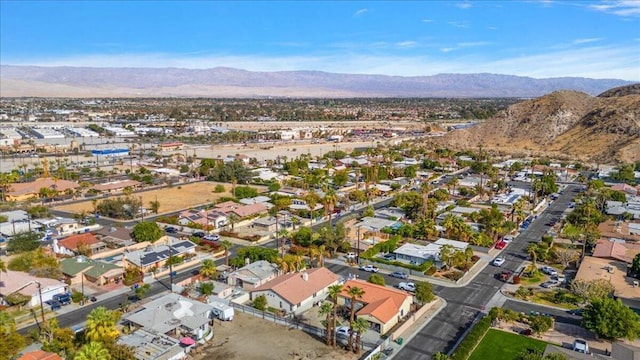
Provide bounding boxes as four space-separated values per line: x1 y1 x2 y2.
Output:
214 201 268 218
250 268 340 315
593 239 640 264
158 142 184 151
339 279 413 334
53 233 105 256
611 184 639 196
18 350 63 360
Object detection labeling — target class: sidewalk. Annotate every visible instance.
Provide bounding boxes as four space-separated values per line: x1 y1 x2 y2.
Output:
387 297 447 359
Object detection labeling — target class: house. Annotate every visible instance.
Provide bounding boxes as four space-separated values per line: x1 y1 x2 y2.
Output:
124 240 197 274
177 209 228 229
611 183 639 196
53 233 106 256
598 220 640 242
0 270 68 307
250 268 340 315
393 239 469 265
5 178 80 201
606 200 640 220
90 179 141 194
17 350 64 360
338 279 413 334
374 207 406 221
592 239 640 264
118 328 185 360
157 142 184 152
355 217 401 233
575 256 640 310
123 293 214 342
273 186 306 198
94 226 136 247
227 260 280 290
213 201 269 219
252 216 293 232
239 196 272 206
60 256 125 286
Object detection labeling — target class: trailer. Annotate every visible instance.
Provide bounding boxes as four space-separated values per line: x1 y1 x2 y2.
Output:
208 296 234 321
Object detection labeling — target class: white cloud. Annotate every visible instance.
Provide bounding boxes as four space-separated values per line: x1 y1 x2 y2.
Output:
396 41 417 48
572 38 604 44
5 44 639 81
354 8 368 16
422 19 434 23
588 0 640 17
448 21 470 28
440 41 490 52
454 1 473 9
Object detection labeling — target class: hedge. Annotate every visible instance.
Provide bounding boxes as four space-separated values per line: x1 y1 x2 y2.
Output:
451 314 494 360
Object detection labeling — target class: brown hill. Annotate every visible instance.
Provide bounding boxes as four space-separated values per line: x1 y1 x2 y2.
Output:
444 87 640 163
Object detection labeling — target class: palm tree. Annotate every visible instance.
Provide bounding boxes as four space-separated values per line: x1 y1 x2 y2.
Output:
200 259 217 279
220 240 233 266
327 284 343 346
228 213 239 231
318 302 333 345
526 243 539 267
323 187 338 226
74 342 111 360
309 244 330 267
85 307 120 343
347 286 365 352
439 244 455 269
352 317 369 354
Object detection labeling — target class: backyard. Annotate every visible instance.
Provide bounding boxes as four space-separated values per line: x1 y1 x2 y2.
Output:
468 329 548 360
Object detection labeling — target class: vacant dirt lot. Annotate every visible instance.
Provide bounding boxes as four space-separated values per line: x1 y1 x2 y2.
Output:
193 313 358 360
54 181 265 216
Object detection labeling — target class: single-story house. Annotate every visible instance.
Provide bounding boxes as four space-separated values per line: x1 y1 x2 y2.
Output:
177 209 228 229
17 350 64 360
338 279 413 334
355 217 401 233
53 233 106 256
592 239 640 264
611 183 639 196
94 226 136 247
213 201 269 219
90 179 141 194
227 260 280 291
575 256 640 310
0 270 68 307
60 256 125 286
374 207 406 221
393 238 469 264
598 220 640 242
5 178 80 202
124 240 197 274
252 216 293 232
250 268 340 315
123 293 214 342
118 328 186 360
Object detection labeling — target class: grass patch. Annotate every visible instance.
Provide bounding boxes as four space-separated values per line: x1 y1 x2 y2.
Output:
522 272 544 285
468 329 548 360
530 290 581 310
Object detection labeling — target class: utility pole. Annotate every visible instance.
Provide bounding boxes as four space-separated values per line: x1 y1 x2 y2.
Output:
140 196 144 222
168 241 174 292
356 227 361 265
37 282 45 325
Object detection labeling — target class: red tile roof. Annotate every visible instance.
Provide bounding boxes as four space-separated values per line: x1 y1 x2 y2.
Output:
340 279 411 323
8 178 80 196
58 233 100 250
593 239 640 264
18 350 63 360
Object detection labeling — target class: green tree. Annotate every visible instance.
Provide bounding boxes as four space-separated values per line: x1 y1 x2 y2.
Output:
200 282 214 295
0 311 25 360
328 284 344 347
362 205 375 218
40 318 75 357
292 227 313 247
333 170 349 188
131 221 163 243
630 253 640 278
74 342 111 360
149 200 160 214
253 294 267 311
352 317 369 354
318 302 333 345
134 284 151 300
230 247 278 267
582 297 640 340
220 240 233 266
8 248 60 279
27 204 51 218
570 279 615 303
200 259 218 279
433 353 451 360
7 231 41 253
368 274 385 286
234 185 259 199
85 307 121 344
347 286 365 352
529 315 554 334
214 184 226 193
415 281 435 304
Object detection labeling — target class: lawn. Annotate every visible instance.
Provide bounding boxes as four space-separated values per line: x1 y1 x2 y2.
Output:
468 329 548 360
531 290 581 310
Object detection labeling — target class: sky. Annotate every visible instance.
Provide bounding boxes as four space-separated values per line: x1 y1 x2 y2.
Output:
1 1 639 80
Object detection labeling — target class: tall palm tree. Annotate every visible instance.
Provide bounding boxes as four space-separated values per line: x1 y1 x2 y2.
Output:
352 317 369 354
526 243 539 268
347 286 365 352
85 307 120 344
327 284 343 346
220 240 233 266
323 187 338 226
309 244 330 267
318 302 333 345
74 342 111 360
200 259 217 279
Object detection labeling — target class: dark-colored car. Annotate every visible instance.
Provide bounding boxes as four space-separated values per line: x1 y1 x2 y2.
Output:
49 300 62 311
193 231 206 238
165 226 178 234
567 308 585 316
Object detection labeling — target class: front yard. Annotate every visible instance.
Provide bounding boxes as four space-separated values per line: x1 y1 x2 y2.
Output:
468 329 548 360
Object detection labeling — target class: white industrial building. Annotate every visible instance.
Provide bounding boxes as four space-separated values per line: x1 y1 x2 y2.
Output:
67 127 100 137
31 127 65 139
103 127 136 137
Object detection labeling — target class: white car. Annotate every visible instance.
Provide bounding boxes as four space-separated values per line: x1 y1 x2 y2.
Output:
360 265 379 273
572 339 589 354
336 326 351 337
398 282 416 292
492 257 506 267
503 235 514 243
541 266 558 276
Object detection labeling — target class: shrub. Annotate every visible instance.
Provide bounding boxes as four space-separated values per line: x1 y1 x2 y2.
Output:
529 314 554 334
71 290 84 304
368 274 386 286
451 316 492 360
214 184 226 193
253 295 267 311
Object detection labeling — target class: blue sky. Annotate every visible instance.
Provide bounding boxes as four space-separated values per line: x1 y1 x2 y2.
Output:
1 1 639 80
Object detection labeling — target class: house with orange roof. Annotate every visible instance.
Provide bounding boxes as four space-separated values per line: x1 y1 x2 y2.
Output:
250 268 340 315
17 350 63 360
593 239 640 264
5 178 80 202
213 200 268 219
0 270 68 307
53 233 106 256
611 183 639 196
338 279 413 334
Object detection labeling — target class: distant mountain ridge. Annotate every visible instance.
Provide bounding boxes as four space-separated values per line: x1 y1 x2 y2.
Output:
0 65 634 98
443 84 640 163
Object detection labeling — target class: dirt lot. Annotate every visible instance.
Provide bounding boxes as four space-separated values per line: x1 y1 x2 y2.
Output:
192 313 358 360
54 181 265 216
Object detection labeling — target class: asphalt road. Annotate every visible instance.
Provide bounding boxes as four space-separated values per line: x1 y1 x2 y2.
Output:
395 184 580 359
503 299 582 326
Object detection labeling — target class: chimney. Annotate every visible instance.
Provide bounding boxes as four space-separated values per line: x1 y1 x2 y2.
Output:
302 272 309 281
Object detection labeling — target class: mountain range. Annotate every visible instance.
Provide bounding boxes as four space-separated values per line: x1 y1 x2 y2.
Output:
0 65 634 98
442 84 640 163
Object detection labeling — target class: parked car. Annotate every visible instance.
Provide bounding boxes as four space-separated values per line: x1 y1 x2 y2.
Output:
398 282 416 292
567 308 585 317
336 326 351 338
519 329 532 336
345 252 356 260
495 241 507 250
203 234 220 241
192 231 206 238
382 253 396 261
541 266 559 276
165 226 178 234
390 271 408 279
49 300 62 311
540 280 560 288
492 257 506 267
502 235 514 243
573 339 589 354
360 264 379 273
89 296 98 302
53 293 71 305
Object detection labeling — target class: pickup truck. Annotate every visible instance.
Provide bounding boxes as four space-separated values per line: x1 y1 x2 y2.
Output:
359 264 379 273
398 282 416 292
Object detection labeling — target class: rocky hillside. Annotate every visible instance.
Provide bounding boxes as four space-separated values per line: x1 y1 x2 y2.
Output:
443 84 640 163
